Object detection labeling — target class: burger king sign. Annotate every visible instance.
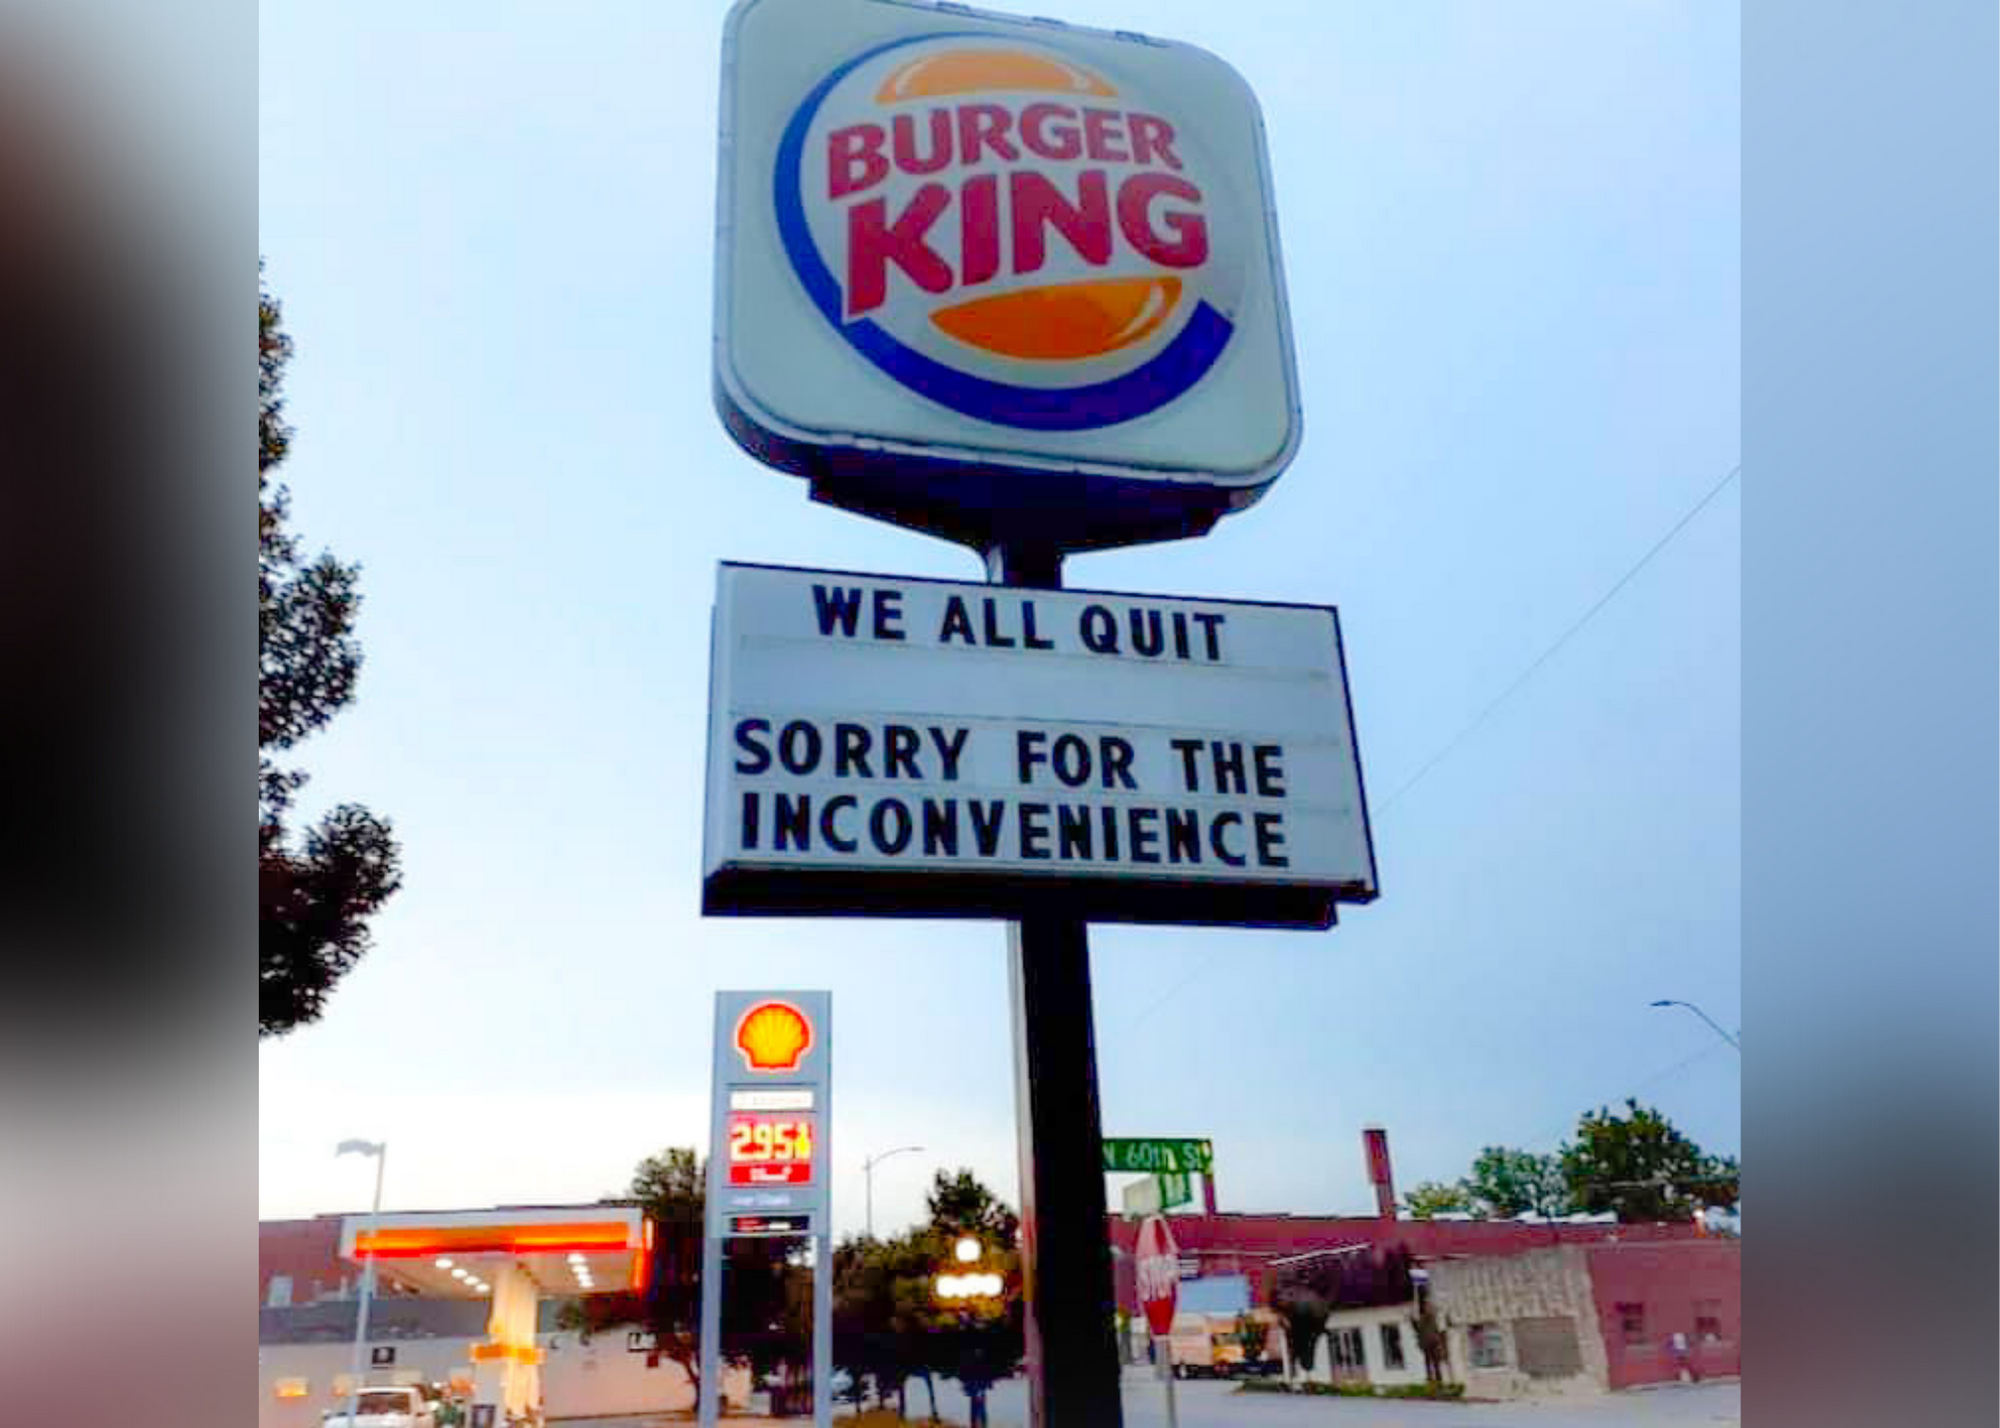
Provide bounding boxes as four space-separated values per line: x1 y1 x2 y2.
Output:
716 0 1301 553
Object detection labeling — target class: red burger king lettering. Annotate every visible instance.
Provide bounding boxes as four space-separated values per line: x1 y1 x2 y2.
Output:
826 102 1209 320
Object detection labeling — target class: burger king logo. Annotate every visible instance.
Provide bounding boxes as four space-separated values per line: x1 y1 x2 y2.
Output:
776 33 1245 431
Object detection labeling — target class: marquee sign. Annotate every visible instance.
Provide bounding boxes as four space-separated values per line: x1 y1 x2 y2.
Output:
715 0 1302 552
701 563 1377 928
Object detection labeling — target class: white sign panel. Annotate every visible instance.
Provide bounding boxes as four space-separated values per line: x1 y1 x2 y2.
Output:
715 0 1302 552
702 563 1377 929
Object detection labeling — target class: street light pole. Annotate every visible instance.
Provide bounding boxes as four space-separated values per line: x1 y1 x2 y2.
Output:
1649 999 1741 1051
337 1139 387 1428
861 1145 923 1240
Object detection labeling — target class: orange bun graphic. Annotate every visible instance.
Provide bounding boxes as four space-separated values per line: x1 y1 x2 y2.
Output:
932 275 1181 360
876 48 1117 102
735 1000 813 1073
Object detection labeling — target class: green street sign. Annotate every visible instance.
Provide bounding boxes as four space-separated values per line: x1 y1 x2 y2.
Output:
1103 1138 1213 1176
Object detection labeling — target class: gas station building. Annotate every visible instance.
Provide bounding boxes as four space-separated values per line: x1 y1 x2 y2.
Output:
258 1205 756 1427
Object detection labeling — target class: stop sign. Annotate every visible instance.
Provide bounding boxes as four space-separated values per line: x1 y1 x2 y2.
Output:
1134 1214 1180 1337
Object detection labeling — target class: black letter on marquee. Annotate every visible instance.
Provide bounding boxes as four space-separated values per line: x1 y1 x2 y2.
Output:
969 800 1006 856
735 718 773 775
1079 605 1119 654
924 799 960 856
774 794 812 852
1253 744 1287 798
779 721 823 776
1022 602 1055 650
1016 729 1049 785
1253 812 1290 868
834 723 873 779
1210 811 1246 867
870 799 914 855
1193 611 1226 661
884 725 922 779
812 585 865 638
873 589 907 641
930 726 970 781
1100 737 1138 791
820 795 858 852
1019 803 1051 860
939 596 977 645
1057 804 1093 860
1129 806 1161 864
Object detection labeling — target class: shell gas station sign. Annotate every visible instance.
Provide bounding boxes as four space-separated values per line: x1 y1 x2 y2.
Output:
716 0 1301 552
700 991 833 1427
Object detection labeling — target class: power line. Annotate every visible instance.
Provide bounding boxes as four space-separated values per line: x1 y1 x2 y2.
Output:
1376 461 1741 815
1120 461 1741 1034
1512 1038 1734 1155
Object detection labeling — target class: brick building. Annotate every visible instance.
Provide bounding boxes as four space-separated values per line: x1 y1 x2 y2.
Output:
1105 1213 1736 1397
1104 1211 1706 1313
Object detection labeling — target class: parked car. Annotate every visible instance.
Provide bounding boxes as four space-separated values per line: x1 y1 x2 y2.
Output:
322 1386 435 1428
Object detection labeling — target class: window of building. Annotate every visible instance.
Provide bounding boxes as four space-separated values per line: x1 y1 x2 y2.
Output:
1468 1322 1507 1369
1616 1301 1649 1347
1379 1323 1406 1370
1693 1299 1725 1342
265 1275 292 1308
1511 1316 1583 1378
1326 1327 1366 1371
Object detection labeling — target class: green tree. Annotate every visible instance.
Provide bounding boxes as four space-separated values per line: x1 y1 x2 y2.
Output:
557 1149 709 1399
1560 1099 1741 1222
1401 1180 1477 1219
919 1170 1023 1428
926 1168 1021 1248
259 268 399 1035
1466 1146 1572 1220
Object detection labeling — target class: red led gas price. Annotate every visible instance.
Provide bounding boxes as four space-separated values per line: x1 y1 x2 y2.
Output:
726 1111 817 1186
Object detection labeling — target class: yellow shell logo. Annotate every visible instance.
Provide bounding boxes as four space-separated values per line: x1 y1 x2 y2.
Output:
735 1000 813 1073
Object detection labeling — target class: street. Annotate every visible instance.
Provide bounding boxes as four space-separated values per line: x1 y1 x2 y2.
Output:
908 1373 1742 1428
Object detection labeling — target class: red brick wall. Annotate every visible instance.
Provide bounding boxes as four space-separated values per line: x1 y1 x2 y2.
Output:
1587 1242 1741 1388
1103 1214 1703 1313
259 1218 351 1306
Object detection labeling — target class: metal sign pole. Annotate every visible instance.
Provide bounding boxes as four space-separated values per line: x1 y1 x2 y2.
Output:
988 541 1124 1428
1154 1337 1179 1428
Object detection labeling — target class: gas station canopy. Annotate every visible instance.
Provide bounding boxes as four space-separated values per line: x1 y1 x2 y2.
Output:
340 1206 650 1300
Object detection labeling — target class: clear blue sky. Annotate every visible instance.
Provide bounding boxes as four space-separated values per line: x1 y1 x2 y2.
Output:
258 0 1738 1237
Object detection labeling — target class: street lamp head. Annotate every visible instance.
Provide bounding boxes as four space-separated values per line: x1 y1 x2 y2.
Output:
336 1139 384 1158
1649 1000 1676 1008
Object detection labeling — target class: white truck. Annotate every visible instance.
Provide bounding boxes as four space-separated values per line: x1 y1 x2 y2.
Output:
321 1386 435 1428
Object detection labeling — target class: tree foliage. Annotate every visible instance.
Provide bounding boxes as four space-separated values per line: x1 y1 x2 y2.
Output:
1560 1099 1740 1222
555 1146 800 1405
557 1148 708 1396
831 1169 1024 1424
1401 1180 1476 1220
1466 1146 1572 1220
259 268 399 1035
